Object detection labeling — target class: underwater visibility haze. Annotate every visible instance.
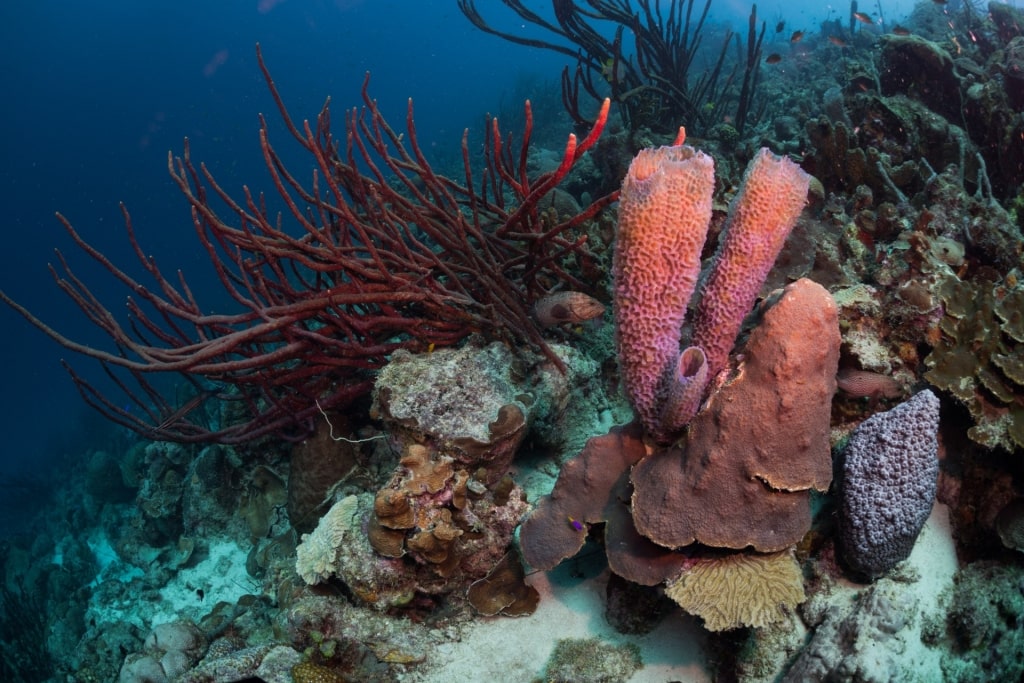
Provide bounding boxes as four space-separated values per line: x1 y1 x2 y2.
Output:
1 0 1023 681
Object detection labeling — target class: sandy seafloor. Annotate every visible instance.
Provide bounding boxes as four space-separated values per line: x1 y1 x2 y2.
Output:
76 438 960 682
403 502 958 682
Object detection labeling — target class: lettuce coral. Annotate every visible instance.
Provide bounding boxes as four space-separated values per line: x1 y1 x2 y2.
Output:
295 495 360 585
925 270 1024 452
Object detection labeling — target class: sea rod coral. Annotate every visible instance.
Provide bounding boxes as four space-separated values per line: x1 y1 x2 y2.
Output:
0 45 614 443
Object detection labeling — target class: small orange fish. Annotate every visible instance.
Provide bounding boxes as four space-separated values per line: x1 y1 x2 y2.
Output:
892 25 911 35
828 35 848 47
765 53 782 64
852 11 873 24
790 30 804 43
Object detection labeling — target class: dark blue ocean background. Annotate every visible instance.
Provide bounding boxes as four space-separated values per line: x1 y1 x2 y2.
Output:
0 0 913 515
0 1 569 501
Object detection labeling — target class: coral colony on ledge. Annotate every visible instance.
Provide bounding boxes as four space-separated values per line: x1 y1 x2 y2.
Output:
4 1 1024 681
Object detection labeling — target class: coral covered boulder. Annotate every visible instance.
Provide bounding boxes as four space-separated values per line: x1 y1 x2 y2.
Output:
838 389 941 579
371 342 532 483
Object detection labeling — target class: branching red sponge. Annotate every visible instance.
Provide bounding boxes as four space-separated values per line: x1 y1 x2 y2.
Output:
613 145 715 437
692 149 811 381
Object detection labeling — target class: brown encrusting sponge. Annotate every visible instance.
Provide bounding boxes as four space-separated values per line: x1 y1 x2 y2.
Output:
631 278 839 552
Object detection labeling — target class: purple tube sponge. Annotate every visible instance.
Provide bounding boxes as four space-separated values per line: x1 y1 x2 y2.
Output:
691 149 811 381
612 144 715 440
659 345 708 434
838 389 941 579
612 145 810 441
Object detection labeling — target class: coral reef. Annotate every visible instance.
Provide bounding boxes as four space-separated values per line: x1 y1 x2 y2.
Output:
522 124 834 637
925 268 1024 451
522 277 838 633
941 561 1024 681
838 391 941 579
12 4 1024 680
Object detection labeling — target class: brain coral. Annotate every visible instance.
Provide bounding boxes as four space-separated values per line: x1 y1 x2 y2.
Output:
664 550 805 631
838 390 941 579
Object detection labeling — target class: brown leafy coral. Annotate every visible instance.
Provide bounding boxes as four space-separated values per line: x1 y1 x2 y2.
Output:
926 268 1024 451
519 422 690 587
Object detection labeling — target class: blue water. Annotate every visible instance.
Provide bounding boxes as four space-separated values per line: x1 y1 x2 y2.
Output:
0 1 581 491
0 0 997 502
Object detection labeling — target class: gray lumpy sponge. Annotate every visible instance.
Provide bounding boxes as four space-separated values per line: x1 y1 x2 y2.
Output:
839 389 941 579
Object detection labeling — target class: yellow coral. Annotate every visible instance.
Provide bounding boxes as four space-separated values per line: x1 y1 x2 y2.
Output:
665 550 805 631
291 661 346 683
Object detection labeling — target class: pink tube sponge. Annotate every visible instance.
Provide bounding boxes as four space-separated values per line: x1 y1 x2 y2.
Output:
613 145 715 436
692 149 810 381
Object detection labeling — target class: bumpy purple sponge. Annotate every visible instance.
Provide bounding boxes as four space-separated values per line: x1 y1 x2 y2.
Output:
839 390 940 579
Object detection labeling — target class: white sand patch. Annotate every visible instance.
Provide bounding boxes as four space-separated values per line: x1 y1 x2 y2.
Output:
402 559 711 683
896 500 959 676
148 537 254 626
